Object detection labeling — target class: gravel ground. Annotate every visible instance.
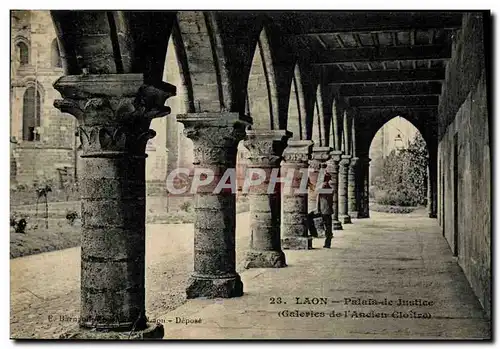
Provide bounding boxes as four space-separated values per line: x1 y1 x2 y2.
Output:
10 212 252 339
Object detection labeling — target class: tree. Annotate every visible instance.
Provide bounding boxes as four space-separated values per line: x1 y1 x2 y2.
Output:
374 133 428 206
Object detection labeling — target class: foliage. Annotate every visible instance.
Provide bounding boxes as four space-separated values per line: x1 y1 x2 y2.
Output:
179 201 192 212
35 183 52 198
372 133 428 207
10 212 28 234
65 210 79 225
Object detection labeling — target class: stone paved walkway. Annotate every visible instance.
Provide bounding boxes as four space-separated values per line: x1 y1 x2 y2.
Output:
160 210 491 340
10 210 490 339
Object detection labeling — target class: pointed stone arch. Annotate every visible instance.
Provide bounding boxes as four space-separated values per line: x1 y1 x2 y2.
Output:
50 10 177 78
246 27 279 129
310 84 328 146
22 86 42 141
287 64 308 140
51 38 62 68
330 98 342 151
361 112 430 159
14 36 30 66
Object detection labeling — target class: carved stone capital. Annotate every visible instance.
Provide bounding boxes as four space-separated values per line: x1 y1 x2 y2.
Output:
282 140 313 166
326 150 343 173
243 129 292 167
309 146 332 170
53 74 176 157
177 113 252 166
339 154 352 168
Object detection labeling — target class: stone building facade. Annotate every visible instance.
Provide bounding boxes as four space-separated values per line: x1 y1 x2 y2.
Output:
10 11 196 194
10 10 77 187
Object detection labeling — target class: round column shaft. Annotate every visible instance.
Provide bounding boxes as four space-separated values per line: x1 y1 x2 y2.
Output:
363 158 371 218
281 140 313 250
348 157 359 218
357 157 371 218
309 146 332 238
327 150 343 230
243 129 291 268
54 74 175 332
339 154 352 224
177 112 249 299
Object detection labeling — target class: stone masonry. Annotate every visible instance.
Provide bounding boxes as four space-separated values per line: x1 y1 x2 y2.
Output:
243 129 291 268
281 140 313 250
54 73 175 337
177 113 250 298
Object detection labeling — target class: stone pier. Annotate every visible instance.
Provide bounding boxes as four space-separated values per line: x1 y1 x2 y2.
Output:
348 156 359 218
428 158 438 218
243 129 291 268
327 150 343 230
177 112 249 299
338 154 352 224
281 140 313 250
53 74 175 338
358 157 371 218
309 146 332 238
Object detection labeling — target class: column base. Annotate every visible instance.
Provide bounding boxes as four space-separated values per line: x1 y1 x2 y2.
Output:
59 323 164 340
244 250 287 269
357 212 368 218
186 274 243 299
281 236 313 250
333 220 343 230
340 215 352 224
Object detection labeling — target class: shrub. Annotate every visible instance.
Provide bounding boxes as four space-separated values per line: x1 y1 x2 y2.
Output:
65 210 79 225
10 213 28 233
179 201 192 212
372 133 428 207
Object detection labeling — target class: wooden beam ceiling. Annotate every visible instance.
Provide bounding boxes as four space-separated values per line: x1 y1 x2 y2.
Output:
339 82 442 96
348 95 439 107
274 12 463 36
311 45 451 64
326 68 445 84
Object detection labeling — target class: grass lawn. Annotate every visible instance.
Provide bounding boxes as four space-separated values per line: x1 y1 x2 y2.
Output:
10 219 81 259
11 199 251 259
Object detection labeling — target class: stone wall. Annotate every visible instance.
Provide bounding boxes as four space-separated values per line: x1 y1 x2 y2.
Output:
11 10 77 186
437 12 491 317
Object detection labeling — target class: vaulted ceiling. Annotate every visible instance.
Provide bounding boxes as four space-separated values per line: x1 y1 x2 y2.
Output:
269 11 463 153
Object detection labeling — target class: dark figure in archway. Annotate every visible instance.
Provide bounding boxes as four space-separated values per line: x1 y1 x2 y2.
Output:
318 173 333 248
307 179 319 238
307 174 334 248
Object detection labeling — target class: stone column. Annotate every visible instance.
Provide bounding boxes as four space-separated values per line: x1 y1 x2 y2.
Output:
177 112 249 298
348 156 359 218
327 150 343 230
281 140 313 249
309 147 332 238
54 74 174 338
428 160 438 218
358 157 371 218
338 154 352 224
243 129 291 268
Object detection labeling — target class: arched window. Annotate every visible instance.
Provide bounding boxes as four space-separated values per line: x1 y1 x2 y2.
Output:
22 87 41 141
17 42 29 66
51 39 62 68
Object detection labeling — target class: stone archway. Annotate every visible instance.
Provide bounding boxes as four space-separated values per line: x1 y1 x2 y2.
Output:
368 116 432 216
